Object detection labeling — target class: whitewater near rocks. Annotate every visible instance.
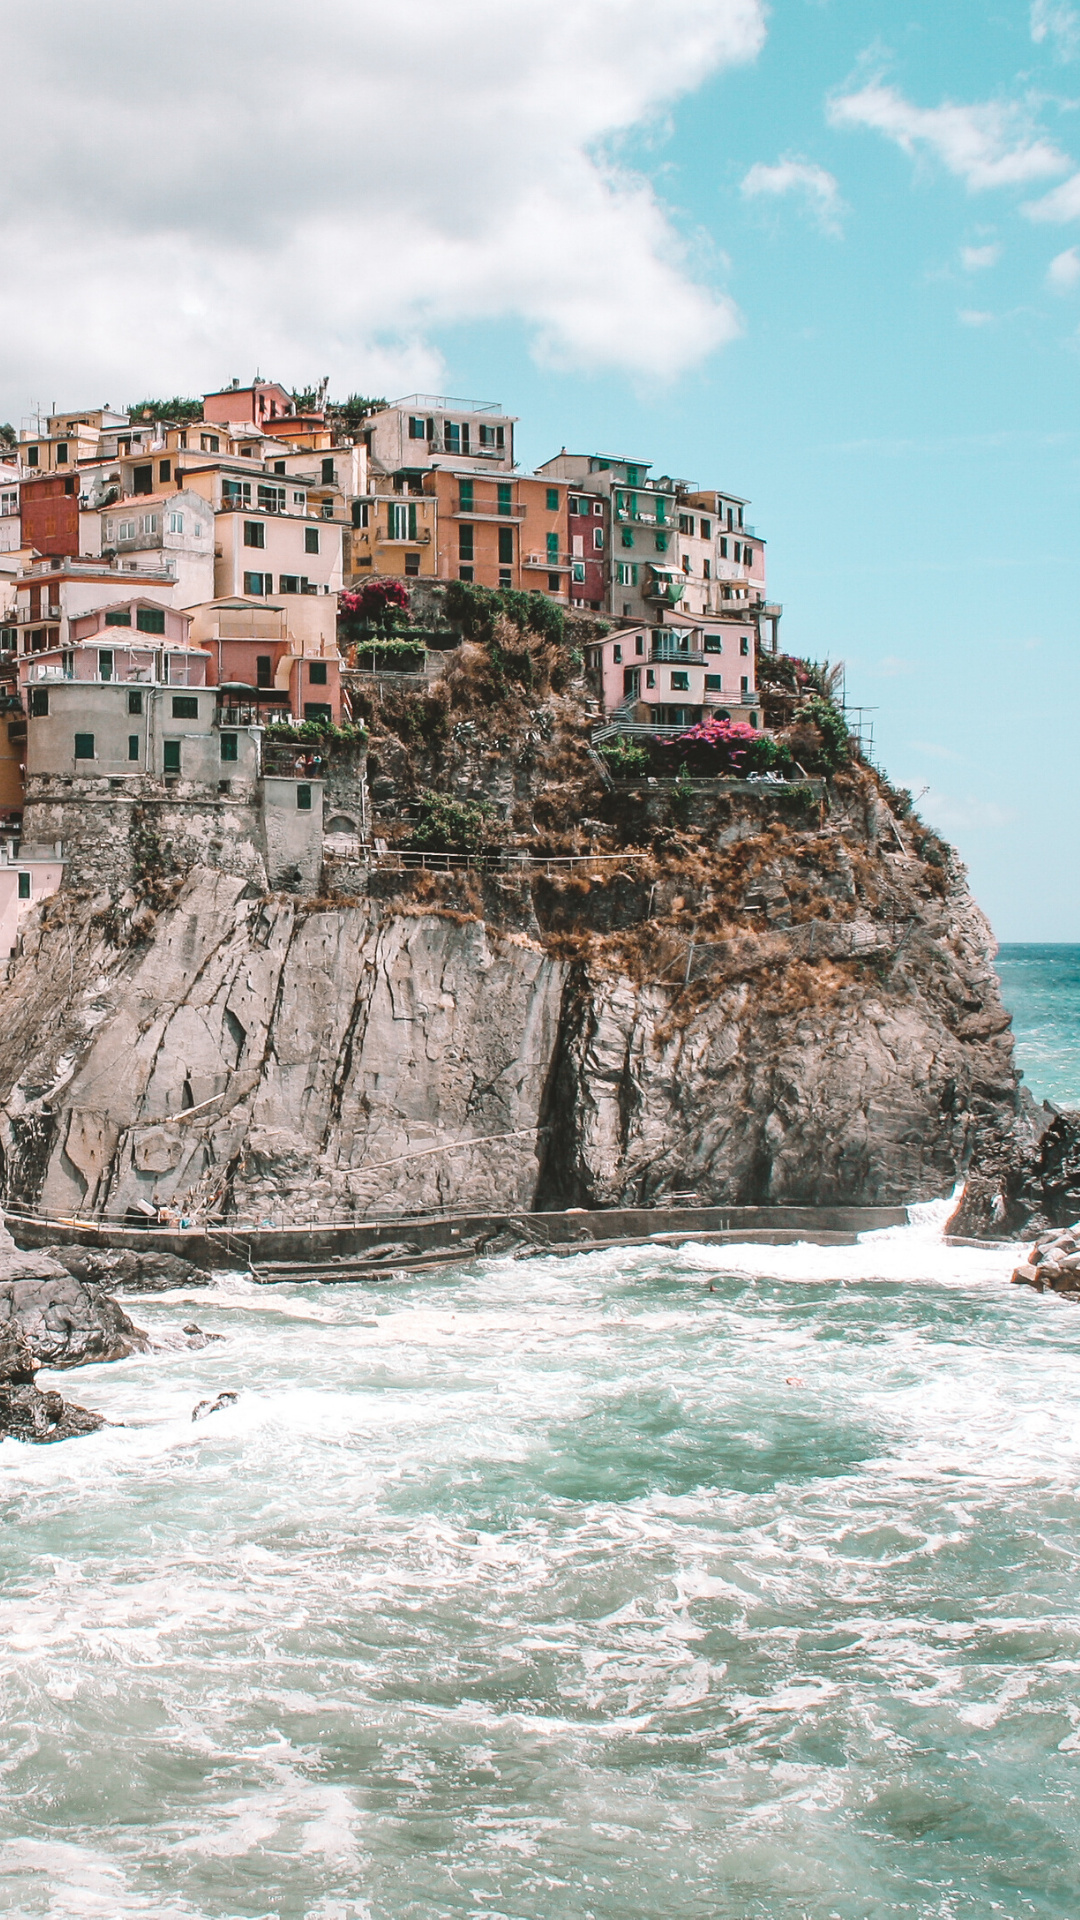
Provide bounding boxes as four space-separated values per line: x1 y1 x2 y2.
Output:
2 1206 1077 1920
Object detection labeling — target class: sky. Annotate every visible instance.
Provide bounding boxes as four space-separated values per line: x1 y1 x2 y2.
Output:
2 0 1079 939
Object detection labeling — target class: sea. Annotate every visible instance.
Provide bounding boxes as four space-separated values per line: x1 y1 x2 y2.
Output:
2 948 1080 1920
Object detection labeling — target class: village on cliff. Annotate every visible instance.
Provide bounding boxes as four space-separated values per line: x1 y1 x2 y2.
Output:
0 379 787 946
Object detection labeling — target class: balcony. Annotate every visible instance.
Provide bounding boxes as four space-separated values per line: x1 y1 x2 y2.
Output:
523 552 571 571
650 642 707 664
453 502 526 520
374 528 432 545
12 605 62 624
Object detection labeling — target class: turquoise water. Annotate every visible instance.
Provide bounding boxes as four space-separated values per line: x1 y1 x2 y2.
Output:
997 944 1080 1110
3 1208 1080 1919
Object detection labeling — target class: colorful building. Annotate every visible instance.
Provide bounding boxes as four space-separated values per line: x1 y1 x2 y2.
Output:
364 396 517 485
585 618 761 731
426 470 569 599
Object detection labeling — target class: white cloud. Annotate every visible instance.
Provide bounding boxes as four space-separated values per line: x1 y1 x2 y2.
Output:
741 158 845 234
960 243 1001 269
0 0 767 417
1031 1 1080 57
828 82 1070 190
1048 244 1080 285
1024 172 1080 220
958 308 996 325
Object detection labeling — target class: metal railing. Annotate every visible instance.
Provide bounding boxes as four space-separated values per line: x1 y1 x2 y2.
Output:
324 844 651 875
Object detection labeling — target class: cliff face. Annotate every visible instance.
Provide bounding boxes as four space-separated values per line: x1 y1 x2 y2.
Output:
0 771 1023 1223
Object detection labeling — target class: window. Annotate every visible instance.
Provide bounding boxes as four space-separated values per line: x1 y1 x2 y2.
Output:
26 446 39 467
127 689 143 714
613 644 622 663
74 733 94 759
201 434 220 453
655 532 668 554
670 672 690 691
408 417 425 439
136 607 165 634
279 574 301 593
163 740 181 773
105 608 132 627
744 546 755 566
55 442 68 464
275 461 286 475
321 458 335 485
498 527 514 565
98 650 114 681
172 695 198 718
571 560 585 583
405 551 420 576
128 735 140 761
257 485 286 513
293 490 306 505
304 526 320 554
458 566 474 582
243 520 265 548
304 703 332 722
309 660 328 685
159 460 171 483
17 872 30 900
621 530 634 549
547 573 560 592
223 480 251 507
133 464 153 495
683 555 692 574
244 572 269 595
594 501 603 515
256 656 272 687
296 783 312 810
139 514 159 535
703 559 711 580
458 526 474 562
0 491 16 515
740 675 750 693
593 528 603 550
29 688 48 716
646 669 655 687
444 422 461 454
118 519 136 541
220 732 238 762
705 674 724 691
616 562 637 586
497 484 512 516
388 502 416 541
169 511 184 534
719 536 728 559
635 634 644 655
546 531 558 561
459 479 474 512
351 500 369 528
546 488 559 510
63 476 76 496
626 466 640 486
740 636 750 656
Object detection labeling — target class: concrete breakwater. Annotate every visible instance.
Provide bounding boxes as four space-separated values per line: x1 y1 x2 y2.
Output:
6 1201 910 1280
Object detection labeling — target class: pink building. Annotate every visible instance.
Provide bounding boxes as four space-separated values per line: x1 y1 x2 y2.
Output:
585 617 761 730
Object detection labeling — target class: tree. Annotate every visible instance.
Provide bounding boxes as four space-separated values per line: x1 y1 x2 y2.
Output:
124 396 204 424
0 423 16 452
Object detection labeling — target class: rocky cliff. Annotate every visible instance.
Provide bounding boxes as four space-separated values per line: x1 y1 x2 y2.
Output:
0 621 1028 1224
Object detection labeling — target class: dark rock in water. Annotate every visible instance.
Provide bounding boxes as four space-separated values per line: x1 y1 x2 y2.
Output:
0 1381 105 1443
43 1246 208 1293
192 1390 238 1423
0 1319 104 1443
951 1110 1080 1240
152 1322 225 1352
0 1273 150 1370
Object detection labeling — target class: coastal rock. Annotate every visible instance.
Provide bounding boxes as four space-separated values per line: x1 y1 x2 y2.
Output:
192 1390 238 1422
0 1272 150 1370
0 1321 105 1443
1010 1220 1080 1299
43 1246 209 1293
950 1110 1080 1240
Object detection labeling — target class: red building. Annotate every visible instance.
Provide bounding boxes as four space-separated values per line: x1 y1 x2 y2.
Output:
20 473 79 558
567 488 608 610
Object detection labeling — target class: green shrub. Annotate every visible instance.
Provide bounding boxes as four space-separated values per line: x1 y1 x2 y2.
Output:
598 738 648 778
801 695 850 772
264 719 366 747
409 790 496 854
445 579 565 647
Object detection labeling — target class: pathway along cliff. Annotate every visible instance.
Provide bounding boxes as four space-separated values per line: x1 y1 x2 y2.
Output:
0 611 1029 1228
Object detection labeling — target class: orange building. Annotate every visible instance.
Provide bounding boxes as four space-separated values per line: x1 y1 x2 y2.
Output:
425 471 569 600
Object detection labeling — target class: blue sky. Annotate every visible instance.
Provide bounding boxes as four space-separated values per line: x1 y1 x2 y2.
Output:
3 0 1079 938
